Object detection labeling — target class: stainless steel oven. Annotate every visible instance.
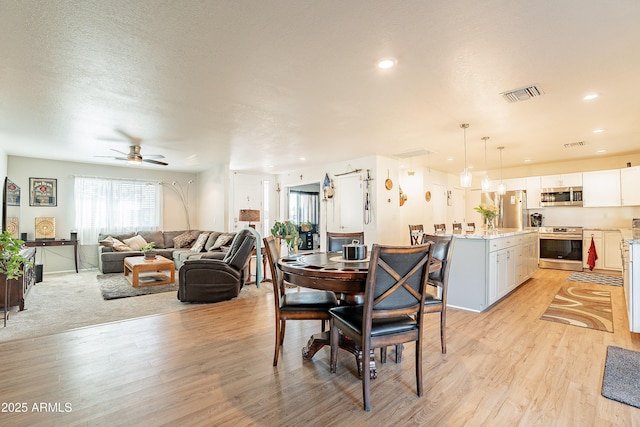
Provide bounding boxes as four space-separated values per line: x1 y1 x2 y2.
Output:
538 226 583 271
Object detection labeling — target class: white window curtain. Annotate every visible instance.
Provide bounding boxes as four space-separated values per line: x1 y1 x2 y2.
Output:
288 191 319 225
74 176 161 244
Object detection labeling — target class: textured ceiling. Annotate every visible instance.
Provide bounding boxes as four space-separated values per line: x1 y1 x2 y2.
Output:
1 1 639 174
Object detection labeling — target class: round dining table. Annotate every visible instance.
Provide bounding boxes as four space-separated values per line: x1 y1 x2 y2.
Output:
278 251 442 377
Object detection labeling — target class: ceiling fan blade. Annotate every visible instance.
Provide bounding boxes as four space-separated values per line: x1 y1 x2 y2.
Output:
143 154 165 159
93 155 128 160
115 129 142 145
142 158 168 166
110 148 128 156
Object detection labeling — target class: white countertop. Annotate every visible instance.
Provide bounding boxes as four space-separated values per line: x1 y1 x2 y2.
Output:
440 228 538 240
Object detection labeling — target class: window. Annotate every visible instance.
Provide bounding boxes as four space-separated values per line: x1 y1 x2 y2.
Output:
74 176 161 244
288 190 319 226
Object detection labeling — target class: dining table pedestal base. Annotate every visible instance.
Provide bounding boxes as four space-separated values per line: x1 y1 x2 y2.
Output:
302 331 377 379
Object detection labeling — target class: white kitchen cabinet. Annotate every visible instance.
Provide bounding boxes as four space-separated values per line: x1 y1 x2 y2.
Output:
583 230 604 270
604 230 623 271
448 230 538 312
582 169 621 207
525 177 541 209
505 178 526 191
540 173 582 188
489 245 516 301
583 229 622 271
626 242 640 332
621 166 640 206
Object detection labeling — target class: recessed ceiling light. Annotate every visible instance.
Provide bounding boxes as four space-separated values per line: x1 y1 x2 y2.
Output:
583 93 599 100
299 157 306 161
592 129 605 133
447 157 454 161
596 149 607 154
377 57 397 69
524 159 532 163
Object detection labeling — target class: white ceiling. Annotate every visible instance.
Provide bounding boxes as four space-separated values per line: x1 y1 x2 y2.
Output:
1 1 639 174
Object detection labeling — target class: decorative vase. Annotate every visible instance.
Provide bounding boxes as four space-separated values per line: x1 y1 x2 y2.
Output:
485 217 495 230
144 250 156 260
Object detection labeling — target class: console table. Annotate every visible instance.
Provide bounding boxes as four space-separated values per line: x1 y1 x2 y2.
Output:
24 239 79 273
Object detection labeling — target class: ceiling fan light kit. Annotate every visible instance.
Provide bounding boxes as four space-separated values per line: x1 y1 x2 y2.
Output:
96 129 169 166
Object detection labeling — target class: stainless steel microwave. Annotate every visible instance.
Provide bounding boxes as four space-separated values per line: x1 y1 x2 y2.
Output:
540 187 583 207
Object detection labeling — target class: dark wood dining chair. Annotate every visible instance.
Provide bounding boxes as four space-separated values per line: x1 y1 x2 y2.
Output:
466 222 475 233
263 236 338 366
408 224 424 245
452 223 462 234
434 223 446 234
329 243 434 411
326 231 365 252
422 234 455 354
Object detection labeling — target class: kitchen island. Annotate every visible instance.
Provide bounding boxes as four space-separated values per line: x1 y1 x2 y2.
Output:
446 229 539 312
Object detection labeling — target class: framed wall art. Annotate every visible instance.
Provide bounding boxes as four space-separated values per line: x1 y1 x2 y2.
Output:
35 217 55 240
29 177 57 207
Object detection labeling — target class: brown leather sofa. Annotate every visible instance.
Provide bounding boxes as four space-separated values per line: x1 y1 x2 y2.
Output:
177 229 256 303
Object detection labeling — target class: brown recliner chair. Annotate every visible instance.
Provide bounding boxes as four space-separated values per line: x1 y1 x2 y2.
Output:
177 229 255 303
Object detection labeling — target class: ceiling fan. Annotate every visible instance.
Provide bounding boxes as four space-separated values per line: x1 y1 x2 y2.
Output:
96 129 168 166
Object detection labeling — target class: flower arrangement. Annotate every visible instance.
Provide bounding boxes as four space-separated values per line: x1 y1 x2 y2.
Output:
474 204 499 228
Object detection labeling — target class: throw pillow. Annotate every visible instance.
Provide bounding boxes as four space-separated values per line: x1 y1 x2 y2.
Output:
112 238 133 252
211 234 233 250
173 231 196 248
123 234 148 251
99 236 116 248
190 232 210 253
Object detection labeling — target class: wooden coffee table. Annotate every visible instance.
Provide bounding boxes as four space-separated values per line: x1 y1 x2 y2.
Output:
124 256 176 288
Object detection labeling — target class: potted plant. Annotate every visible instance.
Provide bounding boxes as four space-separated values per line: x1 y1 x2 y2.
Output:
271 220 299 255
474 204 499 230
140 242 157 260
1 231 30 327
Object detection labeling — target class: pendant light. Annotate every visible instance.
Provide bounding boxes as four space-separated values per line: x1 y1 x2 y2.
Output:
459 123 472 188
497 146 506 195
481 136 491 192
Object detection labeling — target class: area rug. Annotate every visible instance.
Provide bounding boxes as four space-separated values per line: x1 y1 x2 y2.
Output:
567 271 622 286
97 273 178 300
540 286 613 332
602 346 640 408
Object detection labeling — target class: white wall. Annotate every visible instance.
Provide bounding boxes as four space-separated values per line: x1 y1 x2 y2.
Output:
196 162 228 232
275 155 461 248
8 156 198 273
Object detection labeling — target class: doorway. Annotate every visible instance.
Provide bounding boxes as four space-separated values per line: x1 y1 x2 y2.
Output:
287 183 320 250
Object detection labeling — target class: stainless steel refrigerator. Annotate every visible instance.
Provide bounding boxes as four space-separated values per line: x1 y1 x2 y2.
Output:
481 190 527 229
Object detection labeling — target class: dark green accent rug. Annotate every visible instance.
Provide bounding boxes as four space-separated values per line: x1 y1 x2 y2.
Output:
601 346 640 408
97 274 178 300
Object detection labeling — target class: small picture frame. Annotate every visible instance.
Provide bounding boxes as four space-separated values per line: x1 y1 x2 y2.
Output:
29 177 57 207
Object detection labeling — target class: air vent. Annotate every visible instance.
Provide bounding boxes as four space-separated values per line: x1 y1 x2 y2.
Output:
564 141 587 148
393 148 435 158
501 84 544 103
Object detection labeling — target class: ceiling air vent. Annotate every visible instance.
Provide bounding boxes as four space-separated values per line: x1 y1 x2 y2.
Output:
501 84 544 103
564 141 587 148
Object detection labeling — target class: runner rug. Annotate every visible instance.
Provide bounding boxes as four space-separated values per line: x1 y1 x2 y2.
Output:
602 346 640 408
540 286 613 332
567 271 622 286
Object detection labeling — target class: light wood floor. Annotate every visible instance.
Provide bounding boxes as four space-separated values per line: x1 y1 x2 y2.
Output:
1 269 639 426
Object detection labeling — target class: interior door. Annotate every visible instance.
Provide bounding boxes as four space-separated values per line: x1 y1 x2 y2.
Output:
336 174 363 232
